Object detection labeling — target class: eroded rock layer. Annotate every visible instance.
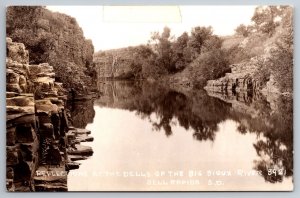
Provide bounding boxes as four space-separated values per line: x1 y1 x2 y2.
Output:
205 57 263 94
6 38 93 192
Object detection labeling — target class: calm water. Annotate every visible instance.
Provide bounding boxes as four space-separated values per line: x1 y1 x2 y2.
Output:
67 81 293 191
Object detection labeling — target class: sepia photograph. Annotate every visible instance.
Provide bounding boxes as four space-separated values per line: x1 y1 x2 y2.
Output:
5 5 293 191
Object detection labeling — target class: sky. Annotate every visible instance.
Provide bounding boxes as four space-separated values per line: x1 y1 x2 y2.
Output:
47 6 256 52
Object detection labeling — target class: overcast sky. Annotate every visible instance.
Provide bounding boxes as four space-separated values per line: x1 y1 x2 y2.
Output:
47 6 256 52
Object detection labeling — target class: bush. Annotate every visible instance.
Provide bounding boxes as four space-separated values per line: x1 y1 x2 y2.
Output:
188 49 230 88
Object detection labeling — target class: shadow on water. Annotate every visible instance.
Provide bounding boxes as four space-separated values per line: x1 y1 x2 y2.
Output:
93 80 293 184
67 100 95 128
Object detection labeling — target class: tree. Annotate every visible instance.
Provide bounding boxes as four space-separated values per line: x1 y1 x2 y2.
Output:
201 35 223 53
172 32 191 71
251 6 293 93
267 6 293 93
131 45 158 78
235 24 250 37
188 26 213 58
189 49 230 88
251 6 283 36
150 26 176 73
225 44 251 65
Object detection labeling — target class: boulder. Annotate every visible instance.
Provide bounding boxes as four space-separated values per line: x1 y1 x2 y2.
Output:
35 100 59 115
68 155 87 161
7 83 22 93
34 165 67 192
6 114 36 128
67 145 93 156
6 95 34 107
7 40 29 64
6 92 18 98
75 134 94 143
7 146 19 166
7 69 20 84
7 127 16 146
66 161 80 170
74 128 91 135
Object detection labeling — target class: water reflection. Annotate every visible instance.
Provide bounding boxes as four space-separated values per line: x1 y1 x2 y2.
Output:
96 81 293 184
67 100 95 128
96 81 232 141
68 80 293 190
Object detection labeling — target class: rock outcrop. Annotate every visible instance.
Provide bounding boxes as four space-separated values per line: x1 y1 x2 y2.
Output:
205 57 263 94
94 48 136 79
6 38 94 192
6 6 97 97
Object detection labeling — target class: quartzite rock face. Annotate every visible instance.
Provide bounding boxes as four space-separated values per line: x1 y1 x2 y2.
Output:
204 57 263 95
6 38 94 192
204 53 283 98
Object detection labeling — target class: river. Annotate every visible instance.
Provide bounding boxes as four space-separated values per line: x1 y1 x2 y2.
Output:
67 80 293 191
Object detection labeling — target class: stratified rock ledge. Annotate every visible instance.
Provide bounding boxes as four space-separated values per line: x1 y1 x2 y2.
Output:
6 38 94 192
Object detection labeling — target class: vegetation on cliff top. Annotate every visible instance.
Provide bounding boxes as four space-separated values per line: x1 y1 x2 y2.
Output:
233 6 293 93
6 6 97 96
94 5 293 94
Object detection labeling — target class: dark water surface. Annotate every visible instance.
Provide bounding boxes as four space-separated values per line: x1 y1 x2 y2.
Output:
68 81 293 191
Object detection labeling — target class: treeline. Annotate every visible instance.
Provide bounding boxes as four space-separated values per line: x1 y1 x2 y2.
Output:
95 26 230 87
95 6 293 93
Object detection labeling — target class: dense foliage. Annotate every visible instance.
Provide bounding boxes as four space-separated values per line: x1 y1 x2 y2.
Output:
7 6 97 95
95 26 230 88
251 6 293 92
230 6 293 93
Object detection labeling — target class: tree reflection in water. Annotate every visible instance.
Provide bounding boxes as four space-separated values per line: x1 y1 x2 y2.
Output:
95 80 293 184
67 99 95 128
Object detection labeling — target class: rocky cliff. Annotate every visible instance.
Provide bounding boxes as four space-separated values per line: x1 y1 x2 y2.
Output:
94 48 136 79
6 38 94 192
204 56 264 94
6 6 97 97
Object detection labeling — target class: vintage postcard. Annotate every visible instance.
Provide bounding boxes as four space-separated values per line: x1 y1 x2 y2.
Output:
6 5 293 191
